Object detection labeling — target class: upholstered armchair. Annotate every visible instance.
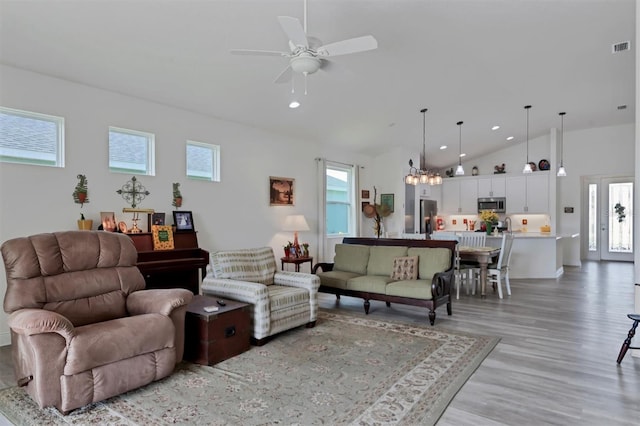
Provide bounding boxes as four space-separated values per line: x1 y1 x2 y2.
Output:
1 231 193 414
201 247 319 345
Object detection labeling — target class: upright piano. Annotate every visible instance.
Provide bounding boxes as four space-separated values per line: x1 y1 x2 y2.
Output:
127 231 209 295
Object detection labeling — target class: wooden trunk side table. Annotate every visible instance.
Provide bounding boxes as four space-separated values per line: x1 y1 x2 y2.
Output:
280 256 313 272
184 295 251 365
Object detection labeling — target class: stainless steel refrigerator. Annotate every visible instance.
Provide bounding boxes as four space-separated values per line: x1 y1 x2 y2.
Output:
420 199 438 235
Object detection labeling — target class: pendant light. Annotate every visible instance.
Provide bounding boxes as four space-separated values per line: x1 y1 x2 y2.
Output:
557 112 567 177
455 121 465 175
404 108 442 185
522 105 532 174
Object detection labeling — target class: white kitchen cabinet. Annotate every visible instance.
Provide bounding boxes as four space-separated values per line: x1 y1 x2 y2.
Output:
525 173 549 213
505 173 549 213
460 178 478 213
441 179 460 213
441 178 477 214
477 176 506 198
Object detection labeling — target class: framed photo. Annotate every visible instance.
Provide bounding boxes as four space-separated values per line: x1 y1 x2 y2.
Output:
361 190 370 199
118 221 128 233
151 225 174 250
362 201 370 212
269 176 295 206
100 211 117 232
380 193 395 213
152 212 165 226
173 211 194 232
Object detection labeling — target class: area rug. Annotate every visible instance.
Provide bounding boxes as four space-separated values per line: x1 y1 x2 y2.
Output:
0 310 499 425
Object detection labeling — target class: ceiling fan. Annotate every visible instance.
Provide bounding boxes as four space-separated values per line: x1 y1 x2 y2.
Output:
230 0 378 85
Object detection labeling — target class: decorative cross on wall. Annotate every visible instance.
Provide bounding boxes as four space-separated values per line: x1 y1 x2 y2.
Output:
116 176 150 208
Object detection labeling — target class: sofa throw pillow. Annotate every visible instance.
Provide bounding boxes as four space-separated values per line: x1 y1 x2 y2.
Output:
390 256 419 281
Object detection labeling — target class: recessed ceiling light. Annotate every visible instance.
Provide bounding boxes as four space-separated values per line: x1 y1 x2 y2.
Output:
491 125 500 131
440 145 447 150
506 136 514 141
459 153 466 158
289 100 300 109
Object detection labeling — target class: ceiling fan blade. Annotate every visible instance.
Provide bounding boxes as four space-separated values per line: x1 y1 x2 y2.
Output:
316 35 378 57
277 16 308 48
230 49 289 57
274 65 293 84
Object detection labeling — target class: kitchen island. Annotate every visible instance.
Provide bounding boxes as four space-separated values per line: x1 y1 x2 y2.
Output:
485 232 568 279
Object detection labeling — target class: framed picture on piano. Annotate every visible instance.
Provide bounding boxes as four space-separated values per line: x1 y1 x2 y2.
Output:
173 210 194 232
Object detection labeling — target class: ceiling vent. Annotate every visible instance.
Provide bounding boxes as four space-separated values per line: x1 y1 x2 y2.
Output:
612 41 631 53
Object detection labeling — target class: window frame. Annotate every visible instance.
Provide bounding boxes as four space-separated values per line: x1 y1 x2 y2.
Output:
186 140 220 182
0 106 65 167
108 126 155 176
325 162 356 237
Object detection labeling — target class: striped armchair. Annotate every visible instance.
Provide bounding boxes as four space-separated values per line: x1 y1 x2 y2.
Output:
201 247 319 345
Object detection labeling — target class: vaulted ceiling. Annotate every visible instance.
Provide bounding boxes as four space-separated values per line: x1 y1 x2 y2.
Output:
0 0 635 168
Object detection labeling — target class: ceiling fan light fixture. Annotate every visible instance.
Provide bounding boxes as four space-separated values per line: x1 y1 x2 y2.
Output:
290 54 321 74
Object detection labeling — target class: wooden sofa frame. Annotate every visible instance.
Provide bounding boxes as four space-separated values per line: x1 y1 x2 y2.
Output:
312 237 457 325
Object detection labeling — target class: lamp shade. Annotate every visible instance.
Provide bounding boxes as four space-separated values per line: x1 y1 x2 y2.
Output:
283 215 310 231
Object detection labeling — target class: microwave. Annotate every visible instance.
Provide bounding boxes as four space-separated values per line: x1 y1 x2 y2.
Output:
478 197 506 213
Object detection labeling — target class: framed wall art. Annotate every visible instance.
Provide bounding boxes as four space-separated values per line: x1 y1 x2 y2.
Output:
173 210 194 232
361 190 370 199
269 176 295 206
380 193 395 213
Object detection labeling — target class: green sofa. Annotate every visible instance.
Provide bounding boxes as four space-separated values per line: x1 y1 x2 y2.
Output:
313 237 457 325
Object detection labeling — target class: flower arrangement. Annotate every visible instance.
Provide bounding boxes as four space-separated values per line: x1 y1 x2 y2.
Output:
479 209 499 223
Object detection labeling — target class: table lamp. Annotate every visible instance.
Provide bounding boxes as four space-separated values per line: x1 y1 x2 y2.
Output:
283 215 310 250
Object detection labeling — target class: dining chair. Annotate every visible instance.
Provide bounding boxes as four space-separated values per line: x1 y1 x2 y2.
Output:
430 233 467 299
457 231 487 293
486 232 515 298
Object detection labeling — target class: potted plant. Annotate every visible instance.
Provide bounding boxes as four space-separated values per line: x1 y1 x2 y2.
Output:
73 174 92 230
77 213 93 230
172 182 183 208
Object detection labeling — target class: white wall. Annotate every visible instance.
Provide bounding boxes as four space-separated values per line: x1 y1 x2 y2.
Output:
0 65 371 345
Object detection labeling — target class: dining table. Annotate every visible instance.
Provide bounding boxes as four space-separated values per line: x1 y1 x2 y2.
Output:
458 245 501 298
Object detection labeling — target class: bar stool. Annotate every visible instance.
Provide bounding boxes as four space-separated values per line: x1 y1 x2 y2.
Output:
616 314 640 364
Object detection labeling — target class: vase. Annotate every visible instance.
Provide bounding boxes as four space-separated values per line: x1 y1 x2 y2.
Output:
485 221 493 235
77 219 93 230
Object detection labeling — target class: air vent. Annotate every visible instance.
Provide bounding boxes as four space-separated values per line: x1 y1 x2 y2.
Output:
612 41 631 53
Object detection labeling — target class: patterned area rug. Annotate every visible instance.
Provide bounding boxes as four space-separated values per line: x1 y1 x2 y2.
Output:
0 311 498 425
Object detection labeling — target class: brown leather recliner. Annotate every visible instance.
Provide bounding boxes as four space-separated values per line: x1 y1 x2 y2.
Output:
1 231 193 414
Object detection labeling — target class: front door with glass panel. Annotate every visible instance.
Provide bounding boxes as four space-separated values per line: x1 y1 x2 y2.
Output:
585 176 633 261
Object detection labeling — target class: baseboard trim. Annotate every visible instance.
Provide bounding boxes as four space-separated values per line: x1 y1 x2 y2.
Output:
0 331 10 347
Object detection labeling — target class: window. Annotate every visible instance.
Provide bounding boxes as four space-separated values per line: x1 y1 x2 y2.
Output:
0 106 65 167
186 141 220 182
109 127 155 175
326 163 355 235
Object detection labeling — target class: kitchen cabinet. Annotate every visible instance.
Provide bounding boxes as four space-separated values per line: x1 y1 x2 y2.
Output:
442 178 477 213
505 173 549 213
477 176 506 198
441 179 460 213
525 173 549 213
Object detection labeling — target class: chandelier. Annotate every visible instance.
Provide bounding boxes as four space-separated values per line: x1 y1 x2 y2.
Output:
405 108 442 186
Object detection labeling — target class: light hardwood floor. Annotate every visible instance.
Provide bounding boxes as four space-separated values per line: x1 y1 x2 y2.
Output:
0 261 638 425
318 260 640 425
